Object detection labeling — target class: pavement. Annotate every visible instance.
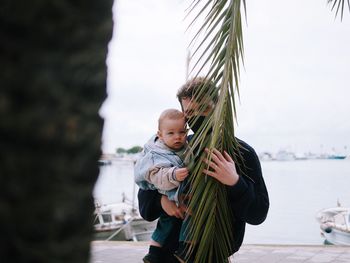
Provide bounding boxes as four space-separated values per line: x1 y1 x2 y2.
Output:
90 241 350 263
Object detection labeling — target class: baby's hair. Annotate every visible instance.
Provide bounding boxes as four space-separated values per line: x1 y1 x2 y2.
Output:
158 109 185 130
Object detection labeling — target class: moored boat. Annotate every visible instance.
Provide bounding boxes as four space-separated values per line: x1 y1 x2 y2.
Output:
93 201 157 241
316 205 350 245
327 155 347 160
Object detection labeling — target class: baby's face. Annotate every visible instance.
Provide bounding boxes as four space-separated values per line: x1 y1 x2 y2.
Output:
158 118 187 150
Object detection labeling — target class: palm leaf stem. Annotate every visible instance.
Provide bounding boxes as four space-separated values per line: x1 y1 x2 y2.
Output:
184 0 245 262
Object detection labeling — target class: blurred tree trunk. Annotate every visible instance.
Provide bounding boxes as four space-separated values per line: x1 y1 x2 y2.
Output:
0 1 113 262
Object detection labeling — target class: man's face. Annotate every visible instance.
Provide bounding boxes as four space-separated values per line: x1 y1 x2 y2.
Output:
181 97 213 119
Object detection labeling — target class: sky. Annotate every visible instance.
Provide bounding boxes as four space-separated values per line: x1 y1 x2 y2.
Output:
100 0 350 155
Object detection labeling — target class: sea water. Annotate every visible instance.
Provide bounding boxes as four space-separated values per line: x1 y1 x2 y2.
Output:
93 158 350 245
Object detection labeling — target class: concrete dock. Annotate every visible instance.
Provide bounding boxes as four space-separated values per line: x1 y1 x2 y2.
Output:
90 241 350 263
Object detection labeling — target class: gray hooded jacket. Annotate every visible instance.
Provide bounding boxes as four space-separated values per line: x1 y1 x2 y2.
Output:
134 135 186 202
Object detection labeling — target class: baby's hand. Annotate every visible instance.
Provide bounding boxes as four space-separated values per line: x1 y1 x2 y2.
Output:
175 168 189 181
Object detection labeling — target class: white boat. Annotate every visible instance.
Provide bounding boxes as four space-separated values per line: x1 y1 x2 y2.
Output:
258 152 273 161
93 200 157 241
316 206 350 245
274 150 296 161
98 159 112 166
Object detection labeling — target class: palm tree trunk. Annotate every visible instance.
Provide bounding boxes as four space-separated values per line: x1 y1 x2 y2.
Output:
0 1 113 261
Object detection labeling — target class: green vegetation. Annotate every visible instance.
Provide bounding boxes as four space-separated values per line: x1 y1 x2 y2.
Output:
183 1 244 261
328 0 350 20
116 146 143 154
180 0 349 262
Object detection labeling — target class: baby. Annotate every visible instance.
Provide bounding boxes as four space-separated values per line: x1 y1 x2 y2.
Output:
134 108 189 263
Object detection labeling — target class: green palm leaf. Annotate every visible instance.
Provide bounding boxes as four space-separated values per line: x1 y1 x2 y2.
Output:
182 0 246 262
328 0 350 20
181 1 348 262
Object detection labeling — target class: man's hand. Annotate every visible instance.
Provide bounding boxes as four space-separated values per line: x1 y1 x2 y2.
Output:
203 148 239 186
175 167 189 181
161 195 184 219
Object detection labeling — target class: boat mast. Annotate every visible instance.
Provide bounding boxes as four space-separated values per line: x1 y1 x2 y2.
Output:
185 49 191 81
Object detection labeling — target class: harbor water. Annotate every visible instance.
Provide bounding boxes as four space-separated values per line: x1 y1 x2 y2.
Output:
93 158 350 245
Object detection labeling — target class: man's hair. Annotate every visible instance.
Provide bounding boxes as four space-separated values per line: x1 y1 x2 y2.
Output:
158 109 185 130
176 77 218 104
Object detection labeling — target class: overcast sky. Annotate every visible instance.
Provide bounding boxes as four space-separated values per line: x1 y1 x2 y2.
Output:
100 0 350 155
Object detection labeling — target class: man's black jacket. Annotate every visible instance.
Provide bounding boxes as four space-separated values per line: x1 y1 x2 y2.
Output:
137 138 269 255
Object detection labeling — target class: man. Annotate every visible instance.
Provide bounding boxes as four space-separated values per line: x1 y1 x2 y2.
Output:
138 77 269 262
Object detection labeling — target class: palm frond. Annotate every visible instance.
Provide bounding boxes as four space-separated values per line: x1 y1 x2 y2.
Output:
183 0 246 262
328 0 350 20
181 0 347 261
